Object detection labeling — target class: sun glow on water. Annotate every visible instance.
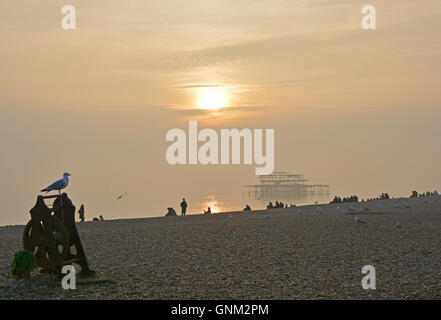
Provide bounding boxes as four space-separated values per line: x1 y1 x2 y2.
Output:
202 192 224 213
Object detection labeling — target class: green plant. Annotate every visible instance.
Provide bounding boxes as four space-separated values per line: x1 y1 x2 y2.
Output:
11 250 37 287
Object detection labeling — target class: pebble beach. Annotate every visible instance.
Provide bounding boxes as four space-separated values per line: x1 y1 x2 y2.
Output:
1 196 440 300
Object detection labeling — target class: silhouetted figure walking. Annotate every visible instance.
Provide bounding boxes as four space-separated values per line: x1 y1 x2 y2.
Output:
180 198 187 216
78 204 85 222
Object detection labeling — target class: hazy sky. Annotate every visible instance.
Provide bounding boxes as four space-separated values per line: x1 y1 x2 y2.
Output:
1 0 441 225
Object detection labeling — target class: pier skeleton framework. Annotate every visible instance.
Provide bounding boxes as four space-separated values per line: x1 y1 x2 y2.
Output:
242 172 330 204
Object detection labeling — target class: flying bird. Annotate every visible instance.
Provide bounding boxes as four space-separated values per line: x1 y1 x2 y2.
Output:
41 172 71 194
117 192 128 200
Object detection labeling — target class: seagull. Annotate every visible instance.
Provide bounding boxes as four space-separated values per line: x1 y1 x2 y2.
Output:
41 172 71 194
396 220 401 228
354 215 365 223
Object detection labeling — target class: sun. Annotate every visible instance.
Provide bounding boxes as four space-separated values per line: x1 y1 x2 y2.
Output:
197 87 227 110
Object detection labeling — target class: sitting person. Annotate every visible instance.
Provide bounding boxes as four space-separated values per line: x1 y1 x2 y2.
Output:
267 202 274 209
165 207 177 216
203 207 212 214
93 217 99 221
99 215 104 221
243 204 251 211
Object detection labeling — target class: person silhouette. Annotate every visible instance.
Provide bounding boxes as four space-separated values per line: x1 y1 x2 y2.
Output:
166 207 177 216
78 204 85 222
204 207 211 214
180 198 188 216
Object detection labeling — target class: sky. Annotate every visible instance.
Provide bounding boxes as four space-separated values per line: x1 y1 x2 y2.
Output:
1 0 441 225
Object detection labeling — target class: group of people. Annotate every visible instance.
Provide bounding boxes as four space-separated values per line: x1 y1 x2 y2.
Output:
365 193 391 201
266 201 295 209
416 191 439 197
330 195 359 204
166 198 188 216
77 204 104 222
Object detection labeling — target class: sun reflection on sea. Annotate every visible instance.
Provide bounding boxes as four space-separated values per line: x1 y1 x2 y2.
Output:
201 191 225 214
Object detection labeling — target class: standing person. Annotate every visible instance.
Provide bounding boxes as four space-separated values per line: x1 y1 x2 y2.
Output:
180 198 188 216
78 204 85 222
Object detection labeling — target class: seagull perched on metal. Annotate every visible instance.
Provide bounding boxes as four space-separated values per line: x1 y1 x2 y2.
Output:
41 172 71 194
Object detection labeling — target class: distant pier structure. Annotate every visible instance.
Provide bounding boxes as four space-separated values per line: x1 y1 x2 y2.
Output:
242 172 330 204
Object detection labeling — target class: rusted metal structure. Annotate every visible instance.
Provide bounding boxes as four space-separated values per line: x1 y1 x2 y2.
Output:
242 171 330 204
23 193 94 275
